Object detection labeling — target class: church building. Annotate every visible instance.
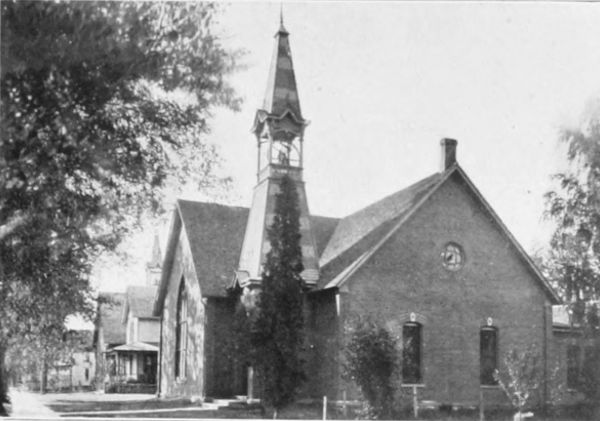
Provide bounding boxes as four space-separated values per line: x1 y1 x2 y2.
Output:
153 20 567 408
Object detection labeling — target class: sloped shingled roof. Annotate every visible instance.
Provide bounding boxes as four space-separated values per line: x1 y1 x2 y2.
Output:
97 292 126 346
154 200 340 309
125 286 157 319
177 200 250 297
155 166 559 307
319 173 442 268
262 23 303 120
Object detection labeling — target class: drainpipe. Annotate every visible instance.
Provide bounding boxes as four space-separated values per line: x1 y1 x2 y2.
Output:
542 303 549 413
157 313 163 397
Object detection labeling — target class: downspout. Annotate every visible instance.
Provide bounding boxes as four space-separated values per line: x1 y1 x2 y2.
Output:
543 303 549 412
157 313 163 397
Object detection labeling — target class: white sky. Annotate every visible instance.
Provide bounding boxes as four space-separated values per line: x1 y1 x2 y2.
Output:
93 1 600 294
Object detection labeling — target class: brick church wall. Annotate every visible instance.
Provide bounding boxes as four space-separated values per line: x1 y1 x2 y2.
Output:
304 289 341 400
158 228 206 400
336 173 554 407
204 297 237 398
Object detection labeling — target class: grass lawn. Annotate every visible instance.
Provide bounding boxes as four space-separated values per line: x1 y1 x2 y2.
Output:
33 392 599 420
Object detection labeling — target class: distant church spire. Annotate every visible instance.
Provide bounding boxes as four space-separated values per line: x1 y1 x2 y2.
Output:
146 232 162 287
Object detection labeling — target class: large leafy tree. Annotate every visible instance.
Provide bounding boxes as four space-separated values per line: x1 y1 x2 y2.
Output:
251 175 306 417
544 98 600 318
544 97 600 404
0 1 239 412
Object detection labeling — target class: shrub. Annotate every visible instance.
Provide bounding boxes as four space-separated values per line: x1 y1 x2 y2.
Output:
494 345 541 415
344 318 398 419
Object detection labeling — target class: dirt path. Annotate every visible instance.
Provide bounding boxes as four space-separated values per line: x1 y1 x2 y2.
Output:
8 388 56 418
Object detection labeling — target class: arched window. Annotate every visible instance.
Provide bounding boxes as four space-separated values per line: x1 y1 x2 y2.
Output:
402 322 422 384
175 278 188 379
480 326 498 385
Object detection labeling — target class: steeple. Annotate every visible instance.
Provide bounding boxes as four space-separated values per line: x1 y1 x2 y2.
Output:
238 18 319 289
146 232 162 287
260 9 300 119
252 13 308 183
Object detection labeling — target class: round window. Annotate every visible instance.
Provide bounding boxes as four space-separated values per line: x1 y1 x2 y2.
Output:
441 243 464 271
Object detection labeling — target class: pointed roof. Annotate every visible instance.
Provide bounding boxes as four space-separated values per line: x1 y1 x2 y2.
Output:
147 232 162 269
153 200 339 314
123 285 157 320
261 19 303 120
96 292 126 347
317 165 561 304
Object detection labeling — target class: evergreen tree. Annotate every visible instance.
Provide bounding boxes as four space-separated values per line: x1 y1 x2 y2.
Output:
251 175 305 417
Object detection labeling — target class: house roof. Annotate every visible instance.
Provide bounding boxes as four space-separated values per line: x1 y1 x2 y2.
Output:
65 329 94 352
109 342 159 353
124 285 157 320
97 292 126 346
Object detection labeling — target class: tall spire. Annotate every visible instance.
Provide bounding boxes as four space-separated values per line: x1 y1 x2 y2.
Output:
239 17 320 288
261 14 302 121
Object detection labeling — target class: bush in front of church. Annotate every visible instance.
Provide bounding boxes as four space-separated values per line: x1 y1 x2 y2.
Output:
344 318 399 419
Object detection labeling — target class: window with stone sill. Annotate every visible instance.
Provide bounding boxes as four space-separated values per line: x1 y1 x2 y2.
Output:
402 322 422 384
480 326 498 386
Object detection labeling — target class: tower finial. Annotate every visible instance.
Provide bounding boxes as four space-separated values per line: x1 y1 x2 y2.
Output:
278 3 288 34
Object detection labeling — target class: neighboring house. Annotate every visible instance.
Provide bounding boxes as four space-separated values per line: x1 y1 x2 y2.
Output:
48 330 95 391
153 20 570 408
105 286 159 389
96 235 162 393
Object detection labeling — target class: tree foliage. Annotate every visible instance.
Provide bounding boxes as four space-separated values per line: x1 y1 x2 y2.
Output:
251 175 305 415
0 1 239 412
543 97 600 405
344 318 398 420
544 98 600 312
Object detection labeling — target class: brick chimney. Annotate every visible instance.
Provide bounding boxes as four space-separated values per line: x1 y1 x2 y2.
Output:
440 138 458 172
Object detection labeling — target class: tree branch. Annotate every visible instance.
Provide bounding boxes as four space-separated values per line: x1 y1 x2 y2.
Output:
0 212 29 241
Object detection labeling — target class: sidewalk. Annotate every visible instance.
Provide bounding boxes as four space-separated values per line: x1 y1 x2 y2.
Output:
8 388 56 418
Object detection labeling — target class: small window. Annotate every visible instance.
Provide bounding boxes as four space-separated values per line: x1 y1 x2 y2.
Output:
480 327 498 385
402 322 422 384
85 368 89 381
175 278 188 379
441 243 464 271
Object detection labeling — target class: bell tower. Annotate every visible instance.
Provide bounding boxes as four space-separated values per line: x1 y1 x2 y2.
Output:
237 18 320 288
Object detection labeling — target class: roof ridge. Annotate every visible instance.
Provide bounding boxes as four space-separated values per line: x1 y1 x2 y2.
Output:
344 173 441 220
176 198 249 211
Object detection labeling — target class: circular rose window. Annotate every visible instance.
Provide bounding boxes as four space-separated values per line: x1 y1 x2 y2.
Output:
441 243 464 271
